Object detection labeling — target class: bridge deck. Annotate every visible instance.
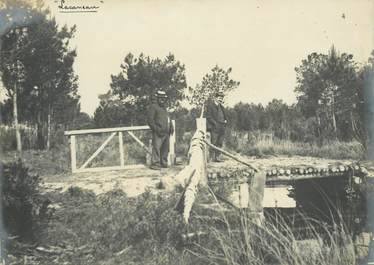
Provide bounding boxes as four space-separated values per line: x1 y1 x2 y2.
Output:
42 155 373 199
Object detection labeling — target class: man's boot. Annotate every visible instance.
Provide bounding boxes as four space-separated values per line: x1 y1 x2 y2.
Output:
214 153 224 163
150 164 161 170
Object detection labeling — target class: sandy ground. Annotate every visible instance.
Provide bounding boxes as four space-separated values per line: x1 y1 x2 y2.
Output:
42 164 185 196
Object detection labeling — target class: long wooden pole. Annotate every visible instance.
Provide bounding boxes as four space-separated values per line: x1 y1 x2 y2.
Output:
203 140 259 172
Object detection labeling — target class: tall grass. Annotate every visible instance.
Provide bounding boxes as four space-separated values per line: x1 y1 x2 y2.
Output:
232 138 364 160
190 209 357 265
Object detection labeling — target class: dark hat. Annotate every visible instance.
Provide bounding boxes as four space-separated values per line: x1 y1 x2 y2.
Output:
215 91 224 97
156 90 168 98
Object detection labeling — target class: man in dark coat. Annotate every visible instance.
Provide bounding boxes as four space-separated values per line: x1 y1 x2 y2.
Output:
147 90 174 169
206 91 227 162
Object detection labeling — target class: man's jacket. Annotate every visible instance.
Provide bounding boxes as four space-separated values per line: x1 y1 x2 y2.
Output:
147 103 174 136
206 99 227 132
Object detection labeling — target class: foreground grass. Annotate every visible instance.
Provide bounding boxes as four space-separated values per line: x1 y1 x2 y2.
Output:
6 186 362 265
191 210 357 265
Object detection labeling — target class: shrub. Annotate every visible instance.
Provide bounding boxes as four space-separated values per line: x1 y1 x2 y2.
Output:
0 126 38 151
41 188 188 264
1 160 52 241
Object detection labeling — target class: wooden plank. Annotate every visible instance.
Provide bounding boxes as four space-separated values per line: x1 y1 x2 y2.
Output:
79 132 116 169
266 172 356 183
248 171 266 213
70 135 77 173
65 125 150 136
74 164 146 173
238 183 249 208
118 132 124 167
127 131 152 155
168 120 176 166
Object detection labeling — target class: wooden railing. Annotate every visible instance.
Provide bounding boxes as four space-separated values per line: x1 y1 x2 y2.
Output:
65 122 176 173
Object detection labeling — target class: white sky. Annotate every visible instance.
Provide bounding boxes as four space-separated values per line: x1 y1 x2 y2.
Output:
46 0 373 115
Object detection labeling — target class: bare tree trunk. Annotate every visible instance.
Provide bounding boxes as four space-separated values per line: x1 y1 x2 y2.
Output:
47 107 51 150
37 111 44 149
13 84 22 153
332 111 337 134
200 103 205 118
331 93 337 137
350 111 355 136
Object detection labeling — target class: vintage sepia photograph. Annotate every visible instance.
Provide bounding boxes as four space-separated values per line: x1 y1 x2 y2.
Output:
0 0 374 264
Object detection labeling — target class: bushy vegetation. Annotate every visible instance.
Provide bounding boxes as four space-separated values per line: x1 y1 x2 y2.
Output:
7 187 191 264
1 161 52 241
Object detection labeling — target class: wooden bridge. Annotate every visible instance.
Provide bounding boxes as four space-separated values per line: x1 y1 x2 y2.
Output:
64 119 370 224
63 119 373 263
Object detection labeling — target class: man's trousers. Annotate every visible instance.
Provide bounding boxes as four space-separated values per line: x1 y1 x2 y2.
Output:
151 132 170 166
209 125 226 160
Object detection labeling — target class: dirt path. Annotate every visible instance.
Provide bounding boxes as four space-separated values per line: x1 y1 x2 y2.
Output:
42 155 371 198
43 164 184 196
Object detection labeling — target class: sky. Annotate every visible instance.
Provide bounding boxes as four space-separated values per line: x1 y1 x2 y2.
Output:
45 0 374 115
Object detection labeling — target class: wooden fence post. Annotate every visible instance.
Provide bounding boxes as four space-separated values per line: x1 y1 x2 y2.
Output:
248 172 266 221
168 120 176 166
118 132 124 167
70 135 77 173
146 139 152 166
206 131 211 162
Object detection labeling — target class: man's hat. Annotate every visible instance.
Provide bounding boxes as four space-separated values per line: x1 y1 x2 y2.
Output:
215 90 224 97
156 90 168 98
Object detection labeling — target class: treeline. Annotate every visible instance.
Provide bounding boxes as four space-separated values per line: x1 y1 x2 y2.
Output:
0 1 87 150
1 1 373 157
90 47 374 154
